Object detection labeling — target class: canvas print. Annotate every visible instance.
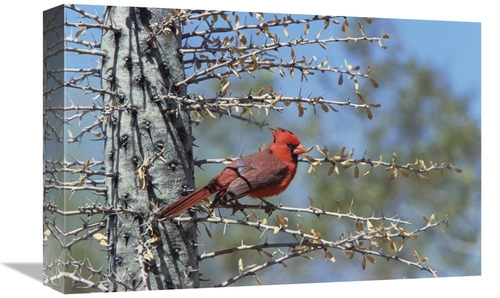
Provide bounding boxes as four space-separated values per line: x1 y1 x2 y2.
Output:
43 4 480 294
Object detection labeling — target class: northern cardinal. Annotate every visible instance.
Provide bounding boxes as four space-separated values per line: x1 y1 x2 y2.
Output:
159 128 307 219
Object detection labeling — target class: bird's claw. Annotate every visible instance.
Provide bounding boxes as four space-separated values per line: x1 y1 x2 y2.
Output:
260 200 277 215
230 200 245 215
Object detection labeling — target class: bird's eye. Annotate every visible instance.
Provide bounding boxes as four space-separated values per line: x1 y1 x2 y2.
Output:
286 142 296 149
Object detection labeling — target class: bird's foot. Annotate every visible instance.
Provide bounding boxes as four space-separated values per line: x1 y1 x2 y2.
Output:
230 200 245 215
259 200 278 215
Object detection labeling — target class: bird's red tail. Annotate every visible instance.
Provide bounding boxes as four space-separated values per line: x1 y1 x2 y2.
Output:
159 184 216 219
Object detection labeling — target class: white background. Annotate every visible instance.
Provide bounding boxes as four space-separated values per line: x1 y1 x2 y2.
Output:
0 0 493 297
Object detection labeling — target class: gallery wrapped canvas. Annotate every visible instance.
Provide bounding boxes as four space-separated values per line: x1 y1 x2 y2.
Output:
42 3 480 294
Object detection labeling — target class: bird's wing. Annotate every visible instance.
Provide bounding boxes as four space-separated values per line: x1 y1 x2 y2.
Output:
224 153 290 200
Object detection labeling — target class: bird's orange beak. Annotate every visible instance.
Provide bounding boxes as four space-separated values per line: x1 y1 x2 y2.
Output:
293 144 308 155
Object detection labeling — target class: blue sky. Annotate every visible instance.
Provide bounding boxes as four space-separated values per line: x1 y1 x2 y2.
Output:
393 19 481 119
1 0 495 297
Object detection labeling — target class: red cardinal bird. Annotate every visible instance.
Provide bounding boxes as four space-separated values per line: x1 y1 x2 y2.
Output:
159 128 307 218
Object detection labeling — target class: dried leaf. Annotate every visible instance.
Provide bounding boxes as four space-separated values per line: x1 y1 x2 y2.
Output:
297 103 305 117
311 229 322 238
83 160 90 171
93 233 108 246
234 14 240 28
322 163 333 175
390 240 397 252
75 28 86 37
370 78 379 88
276 214 288 228
321 103 329 113
256 12 264 22
229 66 240 78
270 93 282 106
338 73 343 85
329 104 339 112
144 247 154 262
341 18 348 32
358 22 365 36
205 107 217 119
304 22 310 35
389 169 398 181
366 255 375 264
356 221 363 232
221 12 232 27
238 258 243 271
323 19 330 29
316 145 329 157
257 86 265 96
356 91 366 104
417 173 429 181
221 80 231 94
238 32 247 45
414 250 420 261
326 250 335 262
283 26 289 39
43 228 51 241
204 224 212 238
398 240 405 252
262 250 273 258
366 108 373 120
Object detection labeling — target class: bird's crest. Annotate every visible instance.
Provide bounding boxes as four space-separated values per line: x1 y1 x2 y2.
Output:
269 127 299 144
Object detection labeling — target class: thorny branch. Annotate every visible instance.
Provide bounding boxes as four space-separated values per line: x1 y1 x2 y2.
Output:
193 147 462 180
141 9 388 121
170 208 445 286
154 93 376 112
43 201 141 217
64 3 120 33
